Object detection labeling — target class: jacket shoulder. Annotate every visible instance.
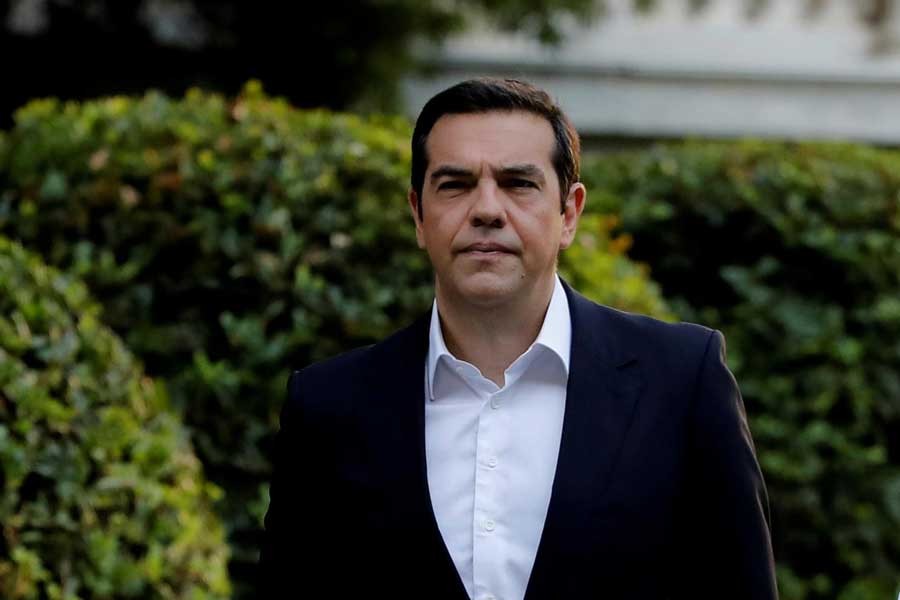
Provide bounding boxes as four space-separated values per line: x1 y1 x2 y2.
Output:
282 344 372 424
590 300 717 356
285 311 429 416
292 343 374 386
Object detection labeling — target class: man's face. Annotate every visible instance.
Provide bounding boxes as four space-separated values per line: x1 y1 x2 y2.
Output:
409 110 584 309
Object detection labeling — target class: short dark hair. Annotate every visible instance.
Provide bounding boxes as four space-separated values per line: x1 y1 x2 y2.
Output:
410 77 581 218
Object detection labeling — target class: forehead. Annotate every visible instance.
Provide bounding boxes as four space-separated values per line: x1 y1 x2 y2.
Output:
425 111 556 172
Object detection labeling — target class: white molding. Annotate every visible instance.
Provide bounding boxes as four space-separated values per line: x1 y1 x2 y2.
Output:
403 0 900 142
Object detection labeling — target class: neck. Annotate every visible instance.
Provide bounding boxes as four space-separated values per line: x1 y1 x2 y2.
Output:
435 275 556 387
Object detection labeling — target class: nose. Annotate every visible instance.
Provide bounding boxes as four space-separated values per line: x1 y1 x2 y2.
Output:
469 180 506 229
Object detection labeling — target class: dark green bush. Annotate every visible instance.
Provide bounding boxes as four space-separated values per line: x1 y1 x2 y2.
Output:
0 84 670 593
583 141 900 599
0 236 230 599
560 213 673 319
0 84 433 585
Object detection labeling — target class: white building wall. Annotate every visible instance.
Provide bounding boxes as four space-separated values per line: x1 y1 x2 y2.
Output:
403 0 900 142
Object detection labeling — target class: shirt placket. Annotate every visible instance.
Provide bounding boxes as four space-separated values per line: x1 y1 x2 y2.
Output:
472 378 510 600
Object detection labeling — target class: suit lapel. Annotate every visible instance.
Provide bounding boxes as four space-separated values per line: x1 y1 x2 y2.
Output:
524 284 644 599
357 312 470 598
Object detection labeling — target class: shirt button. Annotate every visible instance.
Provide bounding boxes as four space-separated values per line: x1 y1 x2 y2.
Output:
484 596 496 600
490 397 500 409
484 519 495 532
487 457 498 468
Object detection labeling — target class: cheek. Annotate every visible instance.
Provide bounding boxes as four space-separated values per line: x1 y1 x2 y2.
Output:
430 208 468 242
516 210 562 242
420 217 459 259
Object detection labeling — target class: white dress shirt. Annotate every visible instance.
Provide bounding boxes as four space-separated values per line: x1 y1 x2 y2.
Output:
424 275 571 600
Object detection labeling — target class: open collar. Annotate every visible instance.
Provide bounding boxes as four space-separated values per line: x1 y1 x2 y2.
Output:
425 275 571 401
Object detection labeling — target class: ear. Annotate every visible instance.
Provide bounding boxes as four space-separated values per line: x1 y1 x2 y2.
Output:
408 188 426 249
559 182 586 251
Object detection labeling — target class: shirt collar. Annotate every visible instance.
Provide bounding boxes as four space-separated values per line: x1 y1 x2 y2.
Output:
426 275 571 401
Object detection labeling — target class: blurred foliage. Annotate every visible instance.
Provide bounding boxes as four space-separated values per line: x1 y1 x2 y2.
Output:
1 0 600 125
0 236 230 599
559 213 674 320
582 140 900 599
0 83 669 596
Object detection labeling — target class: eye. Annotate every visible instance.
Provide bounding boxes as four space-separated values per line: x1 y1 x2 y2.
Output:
437 180 467 191
506 178 537 189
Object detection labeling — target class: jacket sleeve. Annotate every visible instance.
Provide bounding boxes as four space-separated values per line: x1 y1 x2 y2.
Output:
675 329 779 599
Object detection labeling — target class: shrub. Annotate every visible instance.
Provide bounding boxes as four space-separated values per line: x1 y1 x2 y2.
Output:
582 141 900 599
0 236 230 599
0 84 670 593
559 213 673 320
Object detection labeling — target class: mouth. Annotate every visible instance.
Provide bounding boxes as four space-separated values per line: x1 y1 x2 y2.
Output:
459 242 515 255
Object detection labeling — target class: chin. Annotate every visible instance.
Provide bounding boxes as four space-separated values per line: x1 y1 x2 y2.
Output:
454 274 520 306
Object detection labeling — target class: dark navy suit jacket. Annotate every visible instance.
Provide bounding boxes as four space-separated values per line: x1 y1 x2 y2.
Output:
259 281 778 598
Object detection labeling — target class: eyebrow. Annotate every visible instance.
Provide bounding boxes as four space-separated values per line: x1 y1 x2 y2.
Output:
494 164 545 182
429 163 546 182
429 165 475 182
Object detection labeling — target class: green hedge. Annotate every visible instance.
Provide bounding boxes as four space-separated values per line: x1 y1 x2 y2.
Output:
583 141 900 599
8 82 896 597
0 84 670 593
0 237 230 599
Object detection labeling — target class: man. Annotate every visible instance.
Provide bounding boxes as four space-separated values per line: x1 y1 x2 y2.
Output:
259 78 778 599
